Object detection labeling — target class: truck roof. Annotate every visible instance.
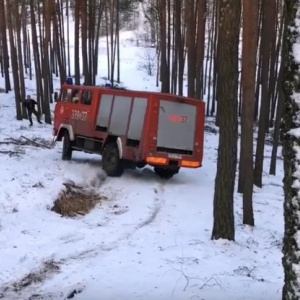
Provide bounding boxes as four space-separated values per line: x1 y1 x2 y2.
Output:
61 84 204 104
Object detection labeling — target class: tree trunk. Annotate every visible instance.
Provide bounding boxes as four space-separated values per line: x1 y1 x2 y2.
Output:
105 4 110 80
207 0 216 115
116 0 120 83
254 0 276 187
282 1 300 298
238 0 259 226
0 0 11 92
211 0 241 241
6 0 22 120
186 0 196 97
74 0 80 84
42 1 52 124
109 0 116 85
67 0 71 77
30 0 44 109
81 0 89 84
93 2 104 84
212 0 219 120
159 0 169 93
195 0 206 100
270 17 286 176
174 0 184 96
14 0 26 118
52 0 66 84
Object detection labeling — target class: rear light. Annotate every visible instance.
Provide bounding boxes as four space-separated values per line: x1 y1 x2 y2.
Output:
181 160 200 167
146 157 167 164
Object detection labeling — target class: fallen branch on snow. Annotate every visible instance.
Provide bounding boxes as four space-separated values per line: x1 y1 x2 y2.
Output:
166 254 223 294
199 275 223 290
0 150 25 156
0 136 54 149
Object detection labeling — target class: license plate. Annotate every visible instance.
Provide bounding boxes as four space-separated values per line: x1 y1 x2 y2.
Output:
168 153 182 159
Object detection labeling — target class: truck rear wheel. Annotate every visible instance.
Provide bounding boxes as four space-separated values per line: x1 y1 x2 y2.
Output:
136 162 146 169
62 131 72 161
154 167 179 179
102 142 124 177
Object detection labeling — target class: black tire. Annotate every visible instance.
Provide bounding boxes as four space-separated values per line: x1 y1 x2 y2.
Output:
154 167 179 179
62 131 72 161
136 162 146 169
102 142 124 177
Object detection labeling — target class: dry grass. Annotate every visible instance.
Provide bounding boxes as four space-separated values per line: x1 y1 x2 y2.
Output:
51 181 106 217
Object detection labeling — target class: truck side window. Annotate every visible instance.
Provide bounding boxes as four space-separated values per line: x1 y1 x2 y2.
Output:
61 90 68 102
71 90 80 104
82 91 92 105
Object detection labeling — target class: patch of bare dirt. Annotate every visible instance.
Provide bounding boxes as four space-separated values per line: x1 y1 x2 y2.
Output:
0 259 60 298
51 181 107 217
13 260 59 292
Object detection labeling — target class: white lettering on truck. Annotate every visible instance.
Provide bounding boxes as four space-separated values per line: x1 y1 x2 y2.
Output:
71 110 88 121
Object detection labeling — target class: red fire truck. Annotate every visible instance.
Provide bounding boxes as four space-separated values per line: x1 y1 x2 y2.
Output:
53 80 205 178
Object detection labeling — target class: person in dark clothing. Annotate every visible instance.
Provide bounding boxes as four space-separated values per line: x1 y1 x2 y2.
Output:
24 95 42 126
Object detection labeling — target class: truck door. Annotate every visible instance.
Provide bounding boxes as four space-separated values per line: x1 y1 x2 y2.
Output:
72 90 92 137
55 88 75 128
67 89 83 136
156 99 197 155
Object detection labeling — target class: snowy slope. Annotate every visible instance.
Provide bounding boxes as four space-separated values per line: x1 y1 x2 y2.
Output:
0 25 284 300
0 95 284 300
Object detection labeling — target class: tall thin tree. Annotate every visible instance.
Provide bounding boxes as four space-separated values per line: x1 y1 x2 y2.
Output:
212 0 241 241
0 0 11 92
238 0 259 226
254 0 277 187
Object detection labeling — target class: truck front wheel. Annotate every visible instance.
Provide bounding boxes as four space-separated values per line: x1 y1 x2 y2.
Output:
62 131 72 161
154 167 179 179
102 142 124 177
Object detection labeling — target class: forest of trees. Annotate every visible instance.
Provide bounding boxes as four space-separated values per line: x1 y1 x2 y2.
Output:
0 0 299 297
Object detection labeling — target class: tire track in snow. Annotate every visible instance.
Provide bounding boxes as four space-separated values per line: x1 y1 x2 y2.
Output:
137 181 166 229
0 179 167 299
60 179 166 255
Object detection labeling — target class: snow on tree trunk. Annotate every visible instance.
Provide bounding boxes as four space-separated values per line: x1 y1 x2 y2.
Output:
282 1 300 299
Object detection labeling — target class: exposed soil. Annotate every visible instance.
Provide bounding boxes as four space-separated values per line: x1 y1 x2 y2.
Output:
51 181 107 217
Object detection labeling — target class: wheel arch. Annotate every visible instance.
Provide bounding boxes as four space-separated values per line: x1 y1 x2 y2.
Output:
103 135 123 159
56 124 75 141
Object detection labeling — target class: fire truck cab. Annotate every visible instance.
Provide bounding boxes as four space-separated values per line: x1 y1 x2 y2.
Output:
53 79 205 179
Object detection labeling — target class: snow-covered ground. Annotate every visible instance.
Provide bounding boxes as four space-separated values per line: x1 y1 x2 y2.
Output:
0 25 284 300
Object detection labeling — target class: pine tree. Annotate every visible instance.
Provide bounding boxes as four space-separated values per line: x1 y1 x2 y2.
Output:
211 0 241 241
282 1 300 298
